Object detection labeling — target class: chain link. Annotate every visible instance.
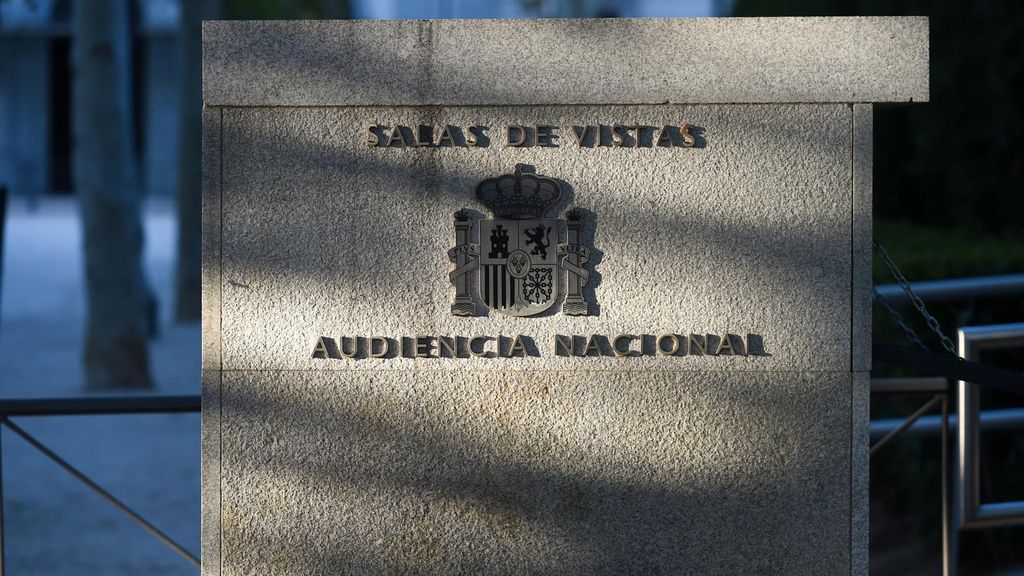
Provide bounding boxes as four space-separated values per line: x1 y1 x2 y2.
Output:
873 239 959 355
874 288 930 352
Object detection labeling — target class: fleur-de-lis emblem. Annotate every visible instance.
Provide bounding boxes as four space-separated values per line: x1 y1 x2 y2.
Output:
510 253 527 275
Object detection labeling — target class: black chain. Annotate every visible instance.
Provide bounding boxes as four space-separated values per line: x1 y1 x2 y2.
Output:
874 289 930 351
873 239 959 355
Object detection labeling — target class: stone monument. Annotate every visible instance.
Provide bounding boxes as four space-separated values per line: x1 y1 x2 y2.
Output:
202 17 928 575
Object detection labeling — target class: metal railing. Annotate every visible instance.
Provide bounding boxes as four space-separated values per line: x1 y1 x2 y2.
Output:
875 274 1024 304
955 324 1024 532
0 395 202 575
870 376 953 573
872 406 1024 440
871 324 1024 576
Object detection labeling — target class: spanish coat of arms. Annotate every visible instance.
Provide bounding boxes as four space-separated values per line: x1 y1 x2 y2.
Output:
448 166 591 317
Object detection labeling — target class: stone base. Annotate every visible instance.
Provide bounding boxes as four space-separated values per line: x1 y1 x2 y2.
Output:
216 370 853 576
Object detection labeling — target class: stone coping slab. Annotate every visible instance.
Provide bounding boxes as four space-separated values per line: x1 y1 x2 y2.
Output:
202 17 928 107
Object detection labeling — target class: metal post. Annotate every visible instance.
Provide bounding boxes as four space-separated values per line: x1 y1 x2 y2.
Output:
958 333 980 529
0 422 5 576
942 386 956 576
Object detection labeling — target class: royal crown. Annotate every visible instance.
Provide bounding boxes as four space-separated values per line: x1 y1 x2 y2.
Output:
475 165 562 220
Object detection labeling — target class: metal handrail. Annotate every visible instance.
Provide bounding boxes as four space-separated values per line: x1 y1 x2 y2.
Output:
876 273 1024 304
0 395 200 416
870 378 1024 440
956 324 1024 532
871 407 1024 440
0 395 202 574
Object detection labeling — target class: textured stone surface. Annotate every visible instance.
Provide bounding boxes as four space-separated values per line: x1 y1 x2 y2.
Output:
201 370 221 576
202 108 221 371
219 369 851 576
851 371 870 576
852 104 873 372
203 18 929 106
219 104 854 371
199 16 925 574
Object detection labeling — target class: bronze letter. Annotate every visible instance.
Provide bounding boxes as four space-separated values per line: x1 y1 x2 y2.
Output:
386 125 408 147
715 333 736 356
340 336 359 359
536 125 558 147
369 336 390 358
679 123 696 148
688 333 707 355
507 125 527 147
414 336 436 358
366 125 380 147
435 125 456 147
470 336 495 358
611 125 624 147
312 336 331 359
612 125 632 147
746 334 767 356
570 125 593 147
613 334 639 357
655 126 674 148
555 334 573 356
415 125 432 147
508 335 527 357
656 334 680 355
438 336 457 357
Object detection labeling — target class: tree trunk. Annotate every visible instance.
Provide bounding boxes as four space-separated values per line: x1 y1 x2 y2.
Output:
73 0 153 389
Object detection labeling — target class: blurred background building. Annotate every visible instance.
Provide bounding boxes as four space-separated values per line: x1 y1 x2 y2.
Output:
1 0 181 200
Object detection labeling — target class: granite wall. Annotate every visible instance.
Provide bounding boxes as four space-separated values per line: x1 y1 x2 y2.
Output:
202 18 928 575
